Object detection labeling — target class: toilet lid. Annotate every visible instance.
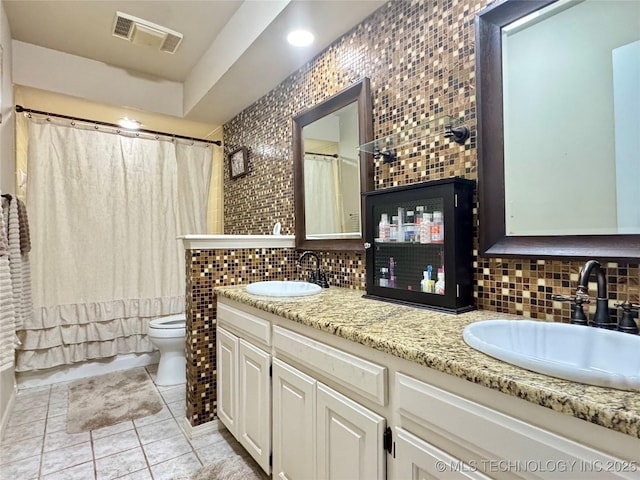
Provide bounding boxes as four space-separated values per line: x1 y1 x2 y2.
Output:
150 314 186 329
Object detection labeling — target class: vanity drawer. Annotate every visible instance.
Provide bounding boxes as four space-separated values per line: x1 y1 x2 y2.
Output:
217 302 271 347
273 325 387 406
396 373 635 478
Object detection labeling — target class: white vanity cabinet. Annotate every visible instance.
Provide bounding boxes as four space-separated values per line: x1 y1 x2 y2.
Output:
216 326 238 435
271 323 388 480
216 296 640 480
394 427 490 480
272 358 316 480
393 372 640 480
316 381 386 480
216 302 272 474
272 358 387 480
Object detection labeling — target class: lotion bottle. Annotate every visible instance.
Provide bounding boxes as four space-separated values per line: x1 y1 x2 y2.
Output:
435 267 445 295
379 213 390 242
420 213 432 244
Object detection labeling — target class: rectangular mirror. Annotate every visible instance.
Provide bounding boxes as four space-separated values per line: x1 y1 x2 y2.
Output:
476 0 640 260
293 78 373 251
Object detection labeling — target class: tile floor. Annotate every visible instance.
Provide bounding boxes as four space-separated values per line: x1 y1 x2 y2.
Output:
0 366 263 479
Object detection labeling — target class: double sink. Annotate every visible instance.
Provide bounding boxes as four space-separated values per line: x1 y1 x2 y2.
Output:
244 281 640 392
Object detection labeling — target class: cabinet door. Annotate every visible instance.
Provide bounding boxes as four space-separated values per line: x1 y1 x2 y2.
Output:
394 427 489 480
216 326 238 436
238 338 272 474
272 358 317 480
317 383 386 480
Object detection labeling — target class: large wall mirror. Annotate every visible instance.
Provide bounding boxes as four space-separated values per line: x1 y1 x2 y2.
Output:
476 0 640 260
293 78 373 251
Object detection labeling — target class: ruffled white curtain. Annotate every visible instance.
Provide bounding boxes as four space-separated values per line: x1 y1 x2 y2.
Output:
16 118 212 371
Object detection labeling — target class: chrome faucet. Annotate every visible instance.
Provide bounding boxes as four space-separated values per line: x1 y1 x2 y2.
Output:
297 251 329 288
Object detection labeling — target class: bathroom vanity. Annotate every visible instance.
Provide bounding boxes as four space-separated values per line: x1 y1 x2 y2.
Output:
215 285 640 479
216 286 640 479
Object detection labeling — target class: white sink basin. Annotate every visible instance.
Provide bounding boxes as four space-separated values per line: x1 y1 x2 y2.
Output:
463 319 640 391
246 281 322 297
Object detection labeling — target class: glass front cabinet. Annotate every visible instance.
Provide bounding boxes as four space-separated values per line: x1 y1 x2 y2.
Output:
363 178 475 313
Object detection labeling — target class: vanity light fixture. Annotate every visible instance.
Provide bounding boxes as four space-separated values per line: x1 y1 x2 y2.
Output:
287 29 314 47
118 117 141 130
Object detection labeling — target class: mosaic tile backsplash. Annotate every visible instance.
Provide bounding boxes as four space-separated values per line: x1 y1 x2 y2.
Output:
184 0 639 427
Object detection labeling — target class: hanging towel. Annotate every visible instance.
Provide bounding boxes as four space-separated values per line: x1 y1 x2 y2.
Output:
0 197 8 257
0 204 16 371
3 196 33 332
17 199 31 254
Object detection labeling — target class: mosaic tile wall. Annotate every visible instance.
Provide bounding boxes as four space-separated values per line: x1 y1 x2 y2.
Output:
185 248 298 426
221 0 639 311
185 0 640 426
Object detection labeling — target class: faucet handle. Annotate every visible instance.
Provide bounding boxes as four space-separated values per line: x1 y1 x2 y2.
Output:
317 270 330 288
551 294 574 302
550 293 589 325
614 300 640 310
551 294 590 304
614 300 639 334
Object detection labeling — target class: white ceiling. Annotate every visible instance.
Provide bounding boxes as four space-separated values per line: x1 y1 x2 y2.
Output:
4 0 386 128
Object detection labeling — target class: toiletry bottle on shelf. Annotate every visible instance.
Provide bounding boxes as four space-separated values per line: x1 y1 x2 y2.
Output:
390 216 398 241
420 271 429 292
415 206 423 242
431 211 444 243
420 213 432 244
379 213 390 242
389 257 396 288
426 265 434 293
405 210 415 242
435 267 445 295
397 208 405 243
379 267 389 287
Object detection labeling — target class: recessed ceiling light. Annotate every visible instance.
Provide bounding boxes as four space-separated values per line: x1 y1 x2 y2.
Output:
287 29 314 47
118 117 141 130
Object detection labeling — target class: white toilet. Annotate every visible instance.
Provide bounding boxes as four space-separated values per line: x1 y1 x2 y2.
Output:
148 314 186 386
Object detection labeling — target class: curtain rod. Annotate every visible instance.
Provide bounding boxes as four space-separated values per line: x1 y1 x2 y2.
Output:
305 151 338 158
15 105 222 146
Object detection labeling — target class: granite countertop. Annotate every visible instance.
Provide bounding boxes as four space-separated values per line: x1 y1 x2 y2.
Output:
214 285 640 439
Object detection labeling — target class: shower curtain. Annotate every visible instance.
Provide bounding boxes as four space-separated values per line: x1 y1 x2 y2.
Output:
15 118 212 372
304 155 344 235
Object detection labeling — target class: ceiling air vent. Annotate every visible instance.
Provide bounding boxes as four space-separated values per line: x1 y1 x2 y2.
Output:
112 12 183 54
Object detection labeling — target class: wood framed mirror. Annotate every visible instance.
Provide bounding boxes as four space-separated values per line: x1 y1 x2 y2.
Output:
476 0 640 261
293 77 373 251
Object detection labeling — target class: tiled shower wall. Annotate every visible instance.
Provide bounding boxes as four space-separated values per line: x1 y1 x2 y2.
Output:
185 0 639 426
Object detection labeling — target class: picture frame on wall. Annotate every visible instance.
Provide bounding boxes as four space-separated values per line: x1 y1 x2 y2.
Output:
229 147 248 179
